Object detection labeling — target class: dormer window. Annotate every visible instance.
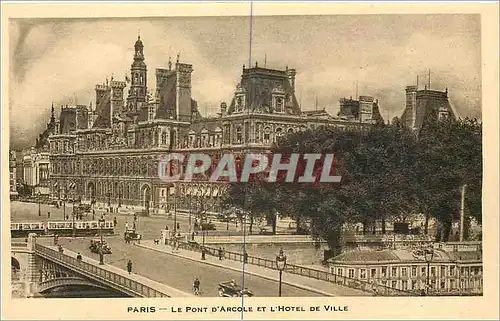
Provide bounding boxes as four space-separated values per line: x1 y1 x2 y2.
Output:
272 85 286 113
438 111 449 120
276 97 284 113
237 97 243 110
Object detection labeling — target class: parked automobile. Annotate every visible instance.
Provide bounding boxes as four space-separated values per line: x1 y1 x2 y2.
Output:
218 281 254 297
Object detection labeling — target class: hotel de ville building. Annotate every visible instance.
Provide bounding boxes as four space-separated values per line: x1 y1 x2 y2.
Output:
35 35 454 216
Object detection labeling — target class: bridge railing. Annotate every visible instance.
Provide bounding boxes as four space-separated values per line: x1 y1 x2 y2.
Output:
179 242 413 296
34 244 169 298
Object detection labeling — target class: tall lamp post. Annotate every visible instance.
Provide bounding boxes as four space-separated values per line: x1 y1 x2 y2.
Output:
72 196 76 238
424 248 435 295
63 194 66 221
98 217 105 265
37 191 41 216
91 196 95 220
276 248 287 297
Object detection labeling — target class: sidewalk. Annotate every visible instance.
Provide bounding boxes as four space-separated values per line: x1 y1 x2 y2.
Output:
45 245 193 297
136 240 370 297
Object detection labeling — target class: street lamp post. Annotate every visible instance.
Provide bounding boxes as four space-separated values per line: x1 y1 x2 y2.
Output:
173 184 178 237
72 197 76 238
275 248 287 297
92 197 95 220
424 247 435 295
37 191 41 216
98 218 105 265
63 194 66 221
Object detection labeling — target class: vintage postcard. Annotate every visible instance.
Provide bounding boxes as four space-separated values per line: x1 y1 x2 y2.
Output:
2 1 499 320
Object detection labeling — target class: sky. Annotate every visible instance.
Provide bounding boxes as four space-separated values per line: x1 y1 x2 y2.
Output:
9 14 481 149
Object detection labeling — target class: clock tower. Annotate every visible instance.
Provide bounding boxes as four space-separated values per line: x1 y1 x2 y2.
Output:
126 35 148 117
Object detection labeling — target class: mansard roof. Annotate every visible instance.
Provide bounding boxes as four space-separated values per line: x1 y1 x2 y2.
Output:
92 91 111 128
227 66 301 115
155 73 177 119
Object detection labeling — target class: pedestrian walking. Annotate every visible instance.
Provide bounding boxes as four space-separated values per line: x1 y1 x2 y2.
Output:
47 212 51 218
176 223 180 231
113 217 117 227
134 213 137 222
127 260 133 274
76 252 82 261
193 277 201 295
125 222 129 230
243 251 248 264
53 234 59 246
218 246 224 260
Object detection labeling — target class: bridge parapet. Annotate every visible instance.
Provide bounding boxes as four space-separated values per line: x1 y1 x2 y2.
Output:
34 244 191 298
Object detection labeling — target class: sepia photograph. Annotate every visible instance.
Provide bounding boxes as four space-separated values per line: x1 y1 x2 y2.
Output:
2 1 499 320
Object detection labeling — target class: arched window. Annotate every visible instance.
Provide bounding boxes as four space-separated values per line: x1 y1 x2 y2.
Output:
263 127 271 144
275 127 283 142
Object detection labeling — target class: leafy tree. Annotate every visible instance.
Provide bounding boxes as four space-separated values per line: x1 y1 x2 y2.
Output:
416 117 482 241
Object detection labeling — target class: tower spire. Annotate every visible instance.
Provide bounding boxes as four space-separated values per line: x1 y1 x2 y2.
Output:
50 102 55 123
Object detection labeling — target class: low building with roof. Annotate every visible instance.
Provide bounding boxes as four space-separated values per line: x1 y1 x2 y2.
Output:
327 245 482 296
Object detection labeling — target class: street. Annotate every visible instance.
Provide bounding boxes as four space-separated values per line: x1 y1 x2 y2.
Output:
37 235 321 297
13 201 322 297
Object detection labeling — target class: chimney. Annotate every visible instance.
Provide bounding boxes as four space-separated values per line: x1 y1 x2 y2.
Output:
286 68 297 94
220 102 227 116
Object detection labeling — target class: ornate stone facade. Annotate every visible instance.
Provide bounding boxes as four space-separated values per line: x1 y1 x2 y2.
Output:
47 36 383 214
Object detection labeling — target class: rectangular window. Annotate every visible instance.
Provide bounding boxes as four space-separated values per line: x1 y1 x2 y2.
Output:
402 280 408 290
337 268 343 276
450 266 456 276
440 265 446 277
391 281 397 288
440 281 446 289
391 267 398 277
411 280 417 290
381 267 387 277
371 268 377 278
401 268 408 277
411 266 417 277
348 269 355 278
431 267 436 276
360 269 367 279
421 266 427 276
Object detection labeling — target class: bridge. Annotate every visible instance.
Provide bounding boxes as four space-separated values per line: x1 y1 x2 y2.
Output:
11 234 192 298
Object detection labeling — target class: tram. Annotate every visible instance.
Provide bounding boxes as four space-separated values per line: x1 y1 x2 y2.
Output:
10 220 115 238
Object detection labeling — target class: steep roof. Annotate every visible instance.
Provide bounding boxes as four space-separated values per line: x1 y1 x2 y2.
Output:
92 91 111 128
155 74 177 119
227 67 301 115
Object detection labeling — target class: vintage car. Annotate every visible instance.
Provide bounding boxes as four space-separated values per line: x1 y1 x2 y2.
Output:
201 222 216 231
218 281 254 297
124 229 142 243
89 239 112 254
